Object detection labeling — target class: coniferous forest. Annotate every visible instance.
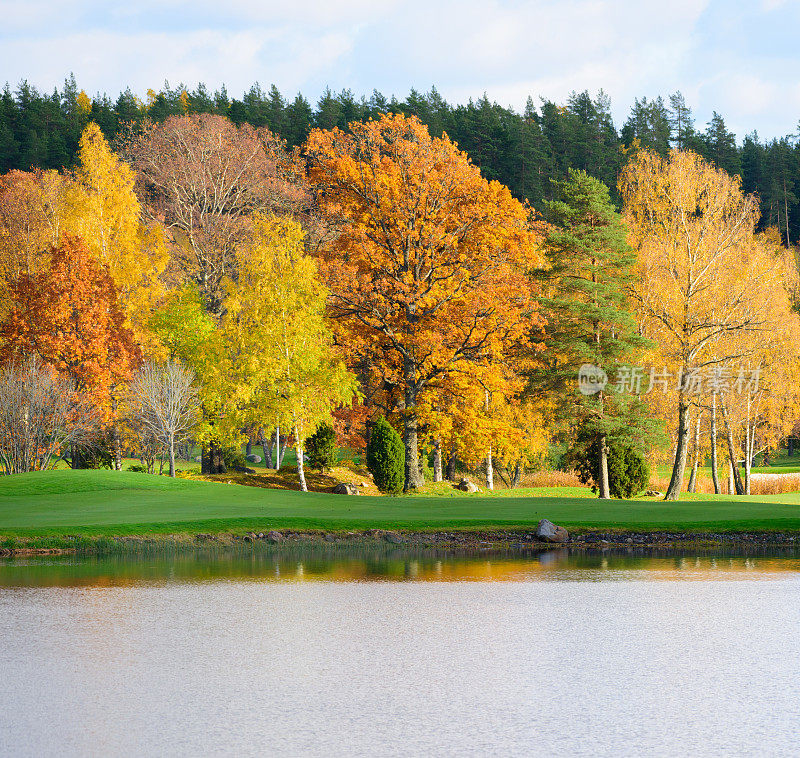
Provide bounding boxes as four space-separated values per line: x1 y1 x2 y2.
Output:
1 76 799 243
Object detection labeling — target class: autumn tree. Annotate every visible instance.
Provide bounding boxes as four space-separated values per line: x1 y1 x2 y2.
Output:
220 214 356 490
65 123 167 343
306 113 541 490
0 235 140 465
0 355 99 474
127 359 200 477
531 168 660 498
119 114 307 315
0 169 66 314
620 150 765 500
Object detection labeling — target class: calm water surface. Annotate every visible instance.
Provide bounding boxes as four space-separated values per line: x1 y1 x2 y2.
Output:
1 547 799 757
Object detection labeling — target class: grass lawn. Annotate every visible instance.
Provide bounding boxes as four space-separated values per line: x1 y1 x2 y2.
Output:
3 470 800 539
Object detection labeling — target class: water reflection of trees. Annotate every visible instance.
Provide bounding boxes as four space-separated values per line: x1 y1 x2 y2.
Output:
2 545 800 587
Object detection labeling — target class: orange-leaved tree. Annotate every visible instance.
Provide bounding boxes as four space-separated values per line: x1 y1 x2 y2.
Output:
306 114 543 490
0 235 141 432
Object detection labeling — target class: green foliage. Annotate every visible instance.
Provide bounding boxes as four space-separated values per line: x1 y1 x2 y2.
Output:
2 78 799 243
127 464 149 473
222 447 248 471
366 417 405 494
565 431 650 498
305 422 337 471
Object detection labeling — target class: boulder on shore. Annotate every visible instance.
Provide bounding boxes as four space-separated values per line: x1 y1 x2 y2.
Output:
536 519 569 544
266 530 283 543
333 483 361 495
456 477 479 493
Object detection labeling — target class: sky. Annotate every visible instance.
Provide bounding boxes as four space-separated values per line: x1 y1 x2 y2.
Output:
2 0 799 141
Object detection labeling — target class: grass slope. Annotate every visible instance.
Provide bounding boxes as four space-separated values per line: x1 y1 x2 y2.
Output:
2 470 800 537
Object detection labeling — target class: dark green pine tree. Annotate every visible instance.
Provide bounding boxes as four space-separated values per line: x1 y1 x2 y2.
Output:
531 169 662 498
703 111 740 176
314 87 343 130
284 93 313 148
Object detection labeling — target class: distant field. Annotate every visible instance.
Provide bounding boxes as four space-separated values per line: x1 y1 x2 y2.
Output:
2 470 800 540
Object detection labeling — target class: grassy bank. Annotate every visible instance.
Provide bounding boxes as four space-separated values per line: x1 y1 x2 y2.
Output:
3 471 800 550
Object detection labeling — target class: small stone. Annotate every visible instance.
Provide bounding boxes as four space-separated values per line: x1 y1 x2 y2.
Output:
324 533 336 542
333 483 360 495
455 477 479 493
536 519 569 544
384 532 404 545
266 530 283 543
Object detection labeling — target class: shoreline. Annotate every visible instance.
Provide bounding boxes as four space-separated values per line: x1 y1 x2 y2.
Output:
3 527 800 557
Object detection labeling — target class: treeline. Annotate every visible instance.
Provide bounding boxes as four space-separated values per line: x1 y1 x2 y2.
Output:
2 76 800 244
1 111 799 501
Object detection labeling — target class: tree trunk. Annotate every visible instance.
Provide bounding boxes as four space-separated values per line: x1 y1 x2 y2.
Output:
486 448 494 490
264 431 274 468
728 458 735 495
687 410 702 493
789 438 794 457
744 393 752 495
294 422 307 492
665 393 690 501
433 439 443 482
446 449 457 481
246 437 252 457
720 396 744 495
511 460 522 489
275 426 281 471
402 356 424 491
710 394 720 494
598 434 610 499
168 434 176 478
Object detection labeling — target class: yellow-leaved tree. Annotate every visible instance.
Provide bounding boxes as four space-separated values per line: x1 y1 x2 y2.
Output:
222 214 358 489
65 123 168 348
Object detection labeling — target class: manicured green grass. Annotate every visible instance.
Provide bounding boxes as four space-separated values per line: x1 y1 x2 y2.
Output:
3 469 800 539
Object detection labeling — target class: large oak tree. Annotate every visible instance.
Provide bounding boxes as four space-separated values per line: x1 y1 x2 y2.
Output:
306 114 542 490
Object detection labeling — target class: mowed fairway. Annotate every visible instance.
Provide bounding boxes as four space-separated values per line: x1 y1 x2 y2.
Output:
3 470 800 536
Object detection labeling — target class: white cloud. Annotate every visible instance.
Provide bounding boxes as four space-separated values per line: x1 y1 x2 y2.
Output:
2 0 800 138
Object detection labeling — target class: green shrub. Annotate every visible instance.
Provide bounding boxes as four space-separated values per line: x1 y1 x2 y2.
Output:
366 416 405 494
305 422 337 471
607 442 649 498
222 447 248 471
127 464 149 473
565 431 649 498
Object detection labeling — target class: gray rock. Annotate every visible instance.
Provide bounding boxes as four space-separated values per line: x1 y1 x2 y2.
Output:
193 456 202 463
644 490 664 497
266 530 283 543
384 531 404 545
246 454 263 464
536 519 570 544
333 483 361 495
456 477 479 493
324 533 336 542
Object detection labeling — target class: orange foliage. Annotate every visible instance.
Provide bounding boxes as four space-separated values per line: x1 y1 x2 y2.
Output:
306 114 543 486
0 235 141 415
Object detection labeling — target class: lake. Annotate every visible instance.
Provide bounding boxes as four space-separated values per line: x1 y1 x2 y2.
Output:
1 547 799 757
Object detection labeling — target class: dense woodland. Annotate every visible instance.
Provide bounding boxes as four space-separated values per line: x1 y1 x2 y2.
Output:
1 75 800 502
2 76 800 244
